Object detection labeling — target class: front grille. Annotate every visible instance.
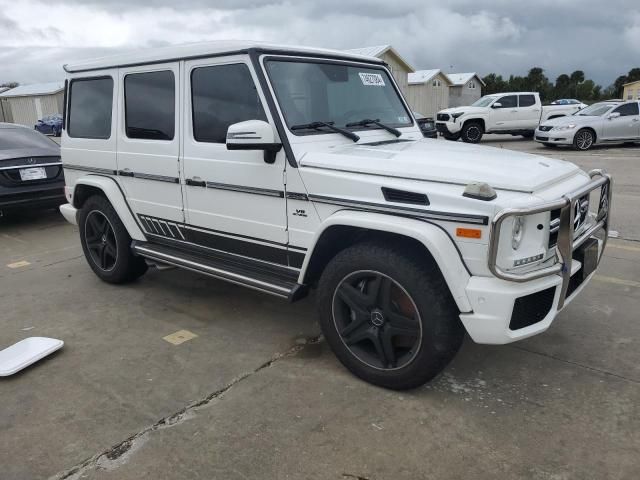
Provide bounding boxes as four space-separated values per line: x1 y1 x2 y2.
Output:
547 195 589 249
510 286 556 330
437 113 450 122
538 125 553 132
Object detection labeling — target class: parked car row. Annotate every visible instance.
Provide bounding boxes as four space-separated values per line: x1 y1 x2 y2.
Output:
0 123 65 216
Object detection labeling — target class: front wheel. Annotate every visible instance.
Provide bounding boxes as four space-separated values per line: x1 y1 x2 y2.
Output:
573 128 595 151
79 195 147 284
316 242 464 390
461 122 484 143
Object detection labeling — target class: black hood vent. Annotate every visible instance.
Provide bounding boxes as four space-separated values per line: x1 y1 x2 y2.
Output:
381 187 429 206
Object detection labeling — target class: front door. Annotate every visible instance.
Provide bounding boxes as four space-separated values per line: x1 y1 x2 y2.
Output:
116 63 184 227
181 56 289 267
602 102 640 141
489 94 518 131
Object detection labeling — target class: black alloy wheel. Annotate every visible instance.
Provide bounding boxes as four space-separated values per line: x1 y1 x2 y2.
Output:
332 270 422 370
84 210 118 271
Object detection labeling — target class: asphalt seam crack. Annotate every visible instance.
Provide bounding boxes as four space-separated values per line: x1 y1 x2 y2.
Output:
49 335 322 480
508 344 640 384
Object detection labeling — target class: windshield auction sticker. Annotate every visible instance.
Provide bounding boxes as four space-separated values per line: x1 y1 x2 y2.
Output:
359 72 385 86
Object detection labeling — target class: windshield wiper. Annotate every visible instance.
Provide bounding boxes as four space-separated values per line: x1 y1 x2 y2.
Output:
290 121 359 142
345 118 401 138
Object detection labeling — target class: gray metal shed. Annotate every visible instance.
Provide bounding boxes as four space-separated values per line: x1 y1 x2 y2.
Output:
0 82 64 128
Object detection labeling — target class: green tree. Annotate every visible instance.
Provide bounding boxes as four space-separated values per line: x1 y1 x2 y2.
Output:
481 73 507 95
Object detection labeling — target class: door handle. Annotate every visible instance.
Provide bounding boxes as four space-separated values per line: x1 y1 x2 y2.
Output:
510 110 518 113
186 177 206 187
118 168 134 177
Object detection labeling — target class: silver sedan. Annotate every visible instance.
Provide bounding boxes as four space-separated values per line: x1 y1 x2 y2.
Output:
535 100 640 150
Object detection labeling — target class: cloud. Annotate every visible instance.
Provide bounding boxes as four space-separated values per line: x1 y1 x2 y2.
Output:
0 0 638 86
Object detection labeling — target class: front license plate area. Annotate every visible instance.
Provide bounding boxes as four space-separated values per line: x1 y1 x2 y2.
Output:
575 238 599 280
19 167 47 181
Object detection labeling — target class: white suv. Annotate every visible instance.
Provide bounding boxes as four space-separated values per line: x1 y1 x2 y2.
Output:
59 41 612 390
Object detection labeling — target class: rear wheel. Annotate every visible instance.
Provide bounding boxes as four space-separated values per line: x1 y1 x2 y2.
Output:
521 131 534 139
461 122 483 143
573 128 595 150
317 242 464 390
79 195 147 284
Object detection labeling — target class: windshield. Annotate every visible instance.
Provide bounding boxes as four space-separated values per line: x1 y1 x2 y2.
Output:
0 127 58 150
265 59 412 133
577 103 614 116
471 96 497 107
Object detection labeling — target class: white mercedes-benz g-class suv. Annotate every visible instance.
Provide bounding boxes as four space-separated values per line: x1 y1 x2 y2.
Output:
59 41 612 390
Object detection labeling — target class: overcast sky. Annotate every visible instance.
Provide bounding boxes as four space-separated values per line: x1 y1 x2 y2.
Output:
1 0 638 87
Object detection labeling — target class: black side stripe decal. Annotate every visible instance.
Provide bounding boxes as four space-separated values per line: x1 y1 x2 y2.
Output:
205 181 284 198
308 194 489 225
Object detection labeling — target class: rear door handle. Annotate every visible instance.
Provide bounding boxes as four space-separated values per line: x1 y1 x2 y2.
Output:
118 169 134 177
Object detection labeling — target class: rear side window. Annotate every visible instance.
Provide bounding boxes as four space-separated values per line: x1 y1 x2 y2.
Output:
495 95 517 108
124 71 175 140
191 64 266 144
68 77 113 139
519 95 536 107
613 103 639 116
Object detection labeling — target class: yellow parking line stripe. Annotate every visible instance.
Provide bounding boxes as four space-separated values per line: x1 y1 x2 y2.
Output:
594 275 640 289
7 260 31 269
607 243 640 253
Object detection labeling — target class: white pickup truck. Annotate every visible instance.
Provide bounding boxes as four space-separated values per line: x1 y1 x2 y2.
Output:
436 92 584 143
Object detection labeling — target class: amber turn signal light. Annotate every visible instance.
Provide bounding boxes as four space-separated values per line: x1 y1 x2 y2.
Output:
456 227 482 239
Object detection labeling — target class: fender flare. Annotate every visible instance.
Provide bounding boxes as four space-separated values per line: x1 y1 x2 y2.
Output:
73 175 146 241
299 210 472 312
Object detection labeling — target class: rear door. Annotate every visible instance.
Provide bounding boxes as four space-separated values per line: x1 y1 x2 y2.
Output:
602 102 640 141
517 94 540 129
181 56 289 266
116 63 184 226
488 94 518 131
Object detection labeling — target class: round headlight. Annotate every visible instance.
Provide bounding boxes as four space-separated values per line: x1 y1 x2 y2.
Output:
512 216 525 250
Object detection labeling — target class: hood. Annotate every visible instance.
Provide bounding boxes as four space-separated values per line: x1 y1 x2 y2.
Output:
0 147 60 162
438 106 487 116
299 139 581 193
540 114 600 128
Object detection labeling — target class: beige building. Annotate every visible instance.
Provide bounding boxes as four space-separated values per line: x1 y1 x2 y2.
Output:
406 69 452 117
345 45 415 94
0 82 64 127
622 80 640 101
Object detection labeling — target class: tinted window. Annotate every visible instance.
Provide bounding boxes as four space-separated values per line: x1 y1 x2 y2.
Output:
125 71 175 140
613 103 639 116
191 64 266 143
495 95 517 108
519 95 536 107
68 77 113 139
0 127 58 150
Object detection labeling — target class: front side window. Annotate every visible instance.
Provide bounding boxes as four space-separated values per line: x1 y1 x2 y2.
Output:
519 95 536 107
191 63 266 144
613 102 639 116
68 77 113 139
265 60 412 132
495 95 517 108
124 70 175 140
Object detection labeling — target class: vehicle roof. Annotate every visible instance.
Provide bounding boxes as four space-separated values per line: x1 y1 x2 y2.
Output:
0 122 31 129
64 40 386 73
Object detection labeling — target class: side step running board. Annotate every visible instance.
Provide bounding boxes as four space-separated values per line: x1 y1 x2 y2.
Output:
132 241 307 302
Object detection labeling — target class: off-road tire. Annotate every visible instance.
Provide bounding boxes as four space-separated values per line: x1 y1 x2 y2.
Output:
79 195 147 284
316 242 464 390
461 121 484 143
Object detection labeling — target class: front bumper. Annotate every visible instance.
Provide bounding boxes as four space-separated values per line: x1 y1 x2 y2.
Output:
462 169 612 344
534 128 575 145
436 121 462 136
59 203 78 225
